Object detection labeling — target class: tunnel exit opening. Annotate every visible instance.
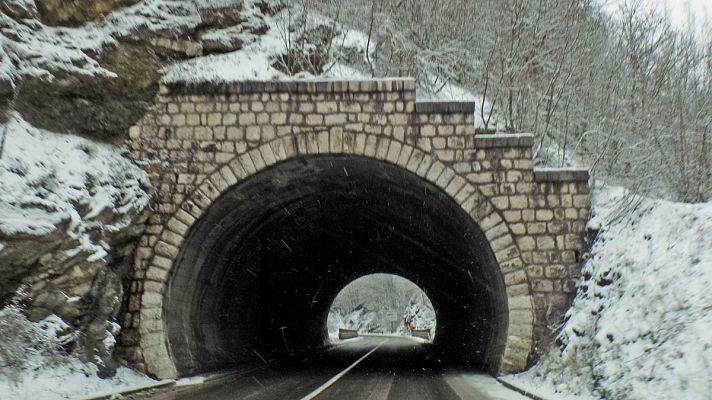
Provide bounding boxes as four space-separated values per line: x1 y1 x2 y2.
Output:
163 155 509 377
328 273 437 342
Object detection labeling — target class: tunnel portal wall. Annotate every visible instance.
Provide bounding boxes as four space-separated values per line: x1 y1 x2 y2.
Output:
121 79 591 378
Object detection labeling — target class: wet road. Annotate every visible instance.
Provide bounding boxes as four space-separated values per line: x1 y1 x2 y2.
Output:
139 337 529 400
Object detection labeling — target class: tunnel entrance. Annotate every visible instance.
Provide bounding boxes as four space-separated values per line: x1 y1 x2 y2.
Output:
164 155 509 376
328 273 437 341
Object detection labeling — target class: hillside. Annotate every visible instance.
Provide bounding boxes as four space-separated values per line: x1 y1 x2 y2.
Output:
0 1 710 399
508 186 712 399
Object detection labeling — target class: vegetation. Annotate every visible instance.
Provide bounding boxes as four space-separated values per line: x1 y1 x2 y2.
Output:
290 0 711 202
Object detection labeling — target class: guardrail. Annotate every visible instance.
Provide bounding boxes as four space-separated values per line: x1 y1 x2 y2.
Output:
338 329 359 339
412 329 431 340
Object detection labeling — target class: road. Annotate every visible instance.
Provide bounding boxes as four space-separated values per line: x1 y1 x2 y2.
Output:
138 336 529 400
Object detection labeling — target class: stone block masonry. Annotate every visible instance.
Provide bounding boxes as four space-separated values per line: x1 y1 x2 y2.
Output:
123 78 590 378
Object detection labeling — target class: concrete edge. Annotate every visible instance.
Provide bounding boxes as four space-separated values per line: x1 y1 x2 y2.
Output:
496 377 548 400
415 101 476 113
533 168 590 182
474 134 535 148
76 366 265 400
78 379 176 400
162 78 417 95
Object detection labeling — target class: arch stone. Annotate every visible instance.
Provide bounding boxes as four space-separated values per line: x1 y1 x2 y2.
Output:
122 79 590 378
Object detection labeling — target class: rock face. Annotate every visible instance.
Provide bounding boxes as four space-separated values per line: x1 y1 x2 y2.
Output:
36 0 140 26
0 77 13 123
2 0 277 141
0 0 282 376
0 212 148 375
15 43 163 143
0 113 152 376
0 0 39 20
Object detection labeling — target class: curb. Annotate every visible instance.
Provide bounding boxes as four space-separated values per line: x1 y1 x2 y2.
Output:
78 379 176 400
496 377 548 400
77 366 264 400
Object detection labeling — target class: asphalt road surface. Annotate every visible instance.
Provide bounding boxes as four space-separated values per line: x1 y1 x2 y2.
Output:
138 336 529 400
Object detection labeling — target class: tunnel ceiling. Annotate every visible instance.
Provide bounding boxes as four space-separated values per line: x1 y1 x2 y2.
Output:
164 155 509 376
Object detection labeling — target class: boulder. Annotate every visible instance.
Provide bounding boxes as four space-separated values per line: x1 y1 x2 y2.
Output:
35 0 139 26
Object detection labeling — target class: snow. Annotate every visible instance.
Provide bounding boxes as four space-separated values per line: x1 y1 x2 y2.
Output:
0 306 157 400
5 2 711 399
0 355 156 400
445 373 531 400
163 3 371 83
508 185 712 399
0 0 245 83
499 375 595 400
159 0 498 132
327 273 436 340
162 2 298 82
0 113 150 260
164 16 286 82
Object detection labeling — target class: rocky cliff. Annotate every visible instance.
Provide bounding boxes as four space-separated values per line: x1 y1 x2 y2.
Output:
0 0 280 375
0 0 277 140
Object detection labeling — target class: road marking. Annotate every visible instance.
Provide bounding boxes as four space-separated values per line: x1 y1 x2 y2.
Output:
366 374 394 400
300 339 388 400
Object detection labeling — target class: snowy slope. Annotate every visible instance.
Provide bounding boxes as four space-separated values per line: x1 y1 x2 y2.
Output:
1 0 245 82
163 6 371 83
0 113 150 259
509 186 712 399
0 306 155 400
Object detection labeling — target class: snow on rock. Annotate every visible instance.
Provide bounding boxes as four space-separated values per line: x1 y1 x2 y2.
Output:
164 3 381 84
164 3 317 83
0 0 243 82
1 0 267 138
0 113 149 242
327 305 377 338
509 185 712 399
0 114 150 375
0 305 156 400
327 274 436 339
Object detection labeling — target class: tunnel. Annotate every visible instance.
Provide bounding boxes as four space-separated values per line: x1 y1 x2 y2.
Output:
328 273 438 339
163 155 509 376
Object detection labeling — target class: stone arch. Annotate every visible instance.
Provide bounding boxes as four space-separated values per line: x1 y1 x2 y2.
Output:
137 130 534 378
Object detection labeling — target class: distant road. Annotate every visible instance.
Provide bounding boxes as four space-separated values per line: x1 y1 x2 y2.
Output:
138 336 529 400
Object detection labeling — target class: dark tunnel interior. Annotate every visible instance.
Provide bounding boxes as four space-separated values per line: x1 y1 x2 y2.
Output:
164 155 509 376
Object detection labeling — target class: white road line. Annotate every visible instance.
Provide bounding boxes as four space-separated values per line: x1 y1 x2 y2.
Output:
300 339 389 400
366 374 394 400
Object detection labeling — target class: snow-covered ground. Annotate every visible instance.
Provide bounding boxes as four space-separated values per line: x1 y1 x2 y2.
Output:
0 305 156 400
507 185 712 399
163 6 371 83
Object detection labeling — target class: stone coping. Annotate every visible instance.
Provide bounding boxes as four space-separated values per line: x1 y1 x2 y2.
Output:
534 168 590 182
162 78 416 95
415 101 476 113
474 133 534 148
